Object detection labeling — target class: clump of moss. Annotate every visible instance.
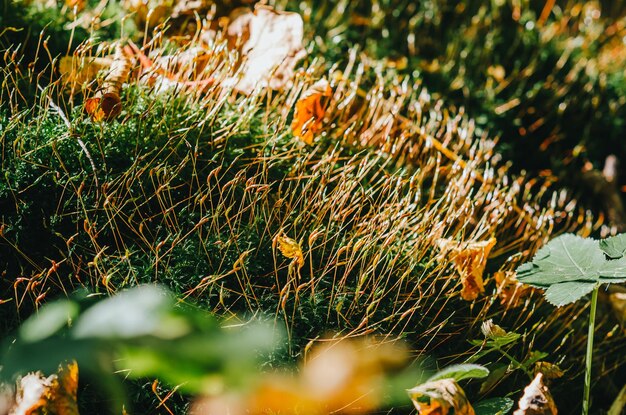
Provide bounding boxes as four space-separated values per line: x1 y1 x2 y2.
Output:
294 0 626 229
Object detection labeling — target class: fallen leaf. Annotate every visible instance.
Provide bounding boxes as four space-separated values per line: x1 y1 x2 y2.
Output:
10 361 79 415
513 373 558 415
59 56 114 92
85 45 132 122
275 233 304 269
225 5 306 94
437 238 497 301
291 78 332 145
408 378 476 415
495 271 532 308
123 0 172 29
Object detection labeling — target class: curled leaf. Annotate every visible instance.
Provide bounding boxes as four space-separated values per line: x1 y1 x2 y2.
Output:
513 373 557 415
408 378 476 415
85 45 132 122
225 6 306 94
10 362 79 415
274 233 304 269
291 78 332 145
437 238 497 301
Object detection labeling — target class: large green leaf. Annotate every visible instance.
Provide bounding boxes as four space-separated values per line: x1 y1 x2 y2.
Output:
426 363 489 383
516 234 607 286
600 233 626 259
543 281 597 307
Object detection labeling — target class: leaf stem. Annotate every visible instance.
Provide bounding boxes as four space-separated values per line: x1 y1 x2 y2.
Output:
583 285 599 415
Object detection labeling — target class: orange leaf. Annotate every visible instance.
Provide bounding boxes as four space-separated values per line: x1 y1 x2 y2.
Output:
291 79 332 145
275 233 304 269
437 238 496 301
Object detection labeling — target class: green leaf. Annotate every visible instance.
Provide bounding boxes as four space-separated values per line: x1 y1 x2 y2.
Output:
474 397 514 415
600 233 626 259
73 285 190 339
426 363 489 383
19 300 79 342
489 331 521 348
517 234 607 286
543 281 596 307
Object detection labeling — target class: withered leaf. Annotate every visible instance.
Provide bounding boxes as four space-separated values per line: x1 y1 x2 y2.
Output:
513 373 558 415
84 45 131 122
59 56 113 92
437 238 497 301
291 78 332 145
275 233 304 269
10 361 79 415
408 378 476 415
225 6 306 94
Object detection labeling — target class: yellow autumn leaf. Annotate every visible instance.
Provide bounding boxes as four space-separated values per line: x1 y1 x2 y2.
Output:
291 78 332 145
275 233 305 269
437 238 497 301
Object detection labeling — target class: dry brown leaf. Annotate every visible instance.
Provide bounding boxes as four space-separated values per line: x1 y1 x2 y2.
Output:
10 362 79 415
225 5 306 94
408 378 476 415
495 270 532 308
123 0 172 29
513 373 558 415
437 238 497 301
291 78 332 145
274 233 304 269
85 45 131 122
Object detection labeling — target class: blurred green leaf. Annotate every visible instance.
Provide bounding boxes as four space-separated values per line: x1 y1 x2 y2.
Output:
73 285 190 339
19 300 79 342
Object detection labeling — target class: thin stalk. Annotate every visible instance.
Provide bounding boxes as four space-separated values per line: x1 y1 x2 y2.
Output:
583 285 599 415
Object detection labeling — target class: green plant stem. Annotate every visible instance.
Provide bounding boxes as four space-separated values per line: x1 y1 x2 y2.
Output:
583 285 599 415
494 346 531 379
